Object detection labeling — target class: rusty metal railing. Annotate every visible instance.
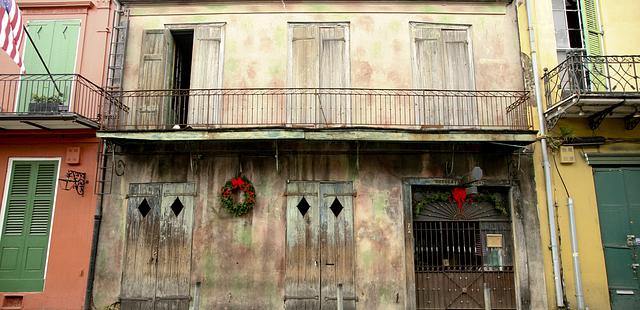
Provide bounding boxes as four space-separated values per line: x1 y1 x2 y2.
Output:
543 54 640 107
100 88 531 131
0 74 120 124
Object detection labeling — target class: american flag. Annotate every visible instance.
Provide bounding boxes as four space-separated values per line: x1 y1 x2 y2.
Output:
0 0 24 72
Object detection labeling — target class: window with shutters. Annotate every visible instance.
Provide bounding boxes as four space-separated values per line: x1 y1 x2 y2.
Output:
552 0 602 61
288 23 350 126
411 23 477 127
135 24 224 129
0 160 59 292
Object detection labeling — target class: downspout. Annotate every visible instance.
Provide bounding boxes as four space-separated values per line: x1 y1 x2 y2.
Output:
568 197 585 310
524 0 565 307
84 1 122 309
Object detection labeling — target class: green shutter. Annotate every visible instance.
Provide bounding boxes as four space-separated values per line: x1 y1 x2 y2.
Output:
580 0 603 57
0 161 58 292
18 20 80 112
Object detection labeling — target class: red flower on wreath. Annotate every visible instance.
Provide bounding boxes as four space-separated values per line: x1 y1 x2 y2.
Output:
451 187 467 211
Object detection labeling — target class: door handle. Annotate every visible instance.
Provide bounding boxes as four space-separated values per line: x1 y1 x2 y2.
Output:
627 235 636 247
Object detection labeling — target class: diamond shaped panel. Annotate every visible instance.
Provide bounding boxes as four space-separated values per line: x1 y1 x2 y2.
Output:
170 197 184 216
297 197 311 217
330 198 343 217
138 198 151 217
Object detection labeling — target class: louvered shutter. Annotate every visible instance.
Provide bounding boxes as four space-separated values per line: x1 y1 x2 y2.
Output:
289 25 319 125
135 30 171 129
0 160 58 292
319 26 350 125
580 0 603 57
188 25 223 127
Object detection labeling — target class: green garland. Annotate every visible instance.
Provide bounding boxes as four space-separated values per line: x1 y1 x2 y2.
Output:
219 175 256 216
414 191 508 216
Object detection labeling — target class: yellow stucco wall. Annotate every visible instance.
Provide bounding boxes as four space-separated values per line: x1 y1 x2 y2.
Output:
518 0 640 309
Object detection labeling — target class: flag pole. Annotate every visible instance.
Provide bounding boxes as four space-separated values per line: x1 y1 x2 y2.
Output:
22 25 63 96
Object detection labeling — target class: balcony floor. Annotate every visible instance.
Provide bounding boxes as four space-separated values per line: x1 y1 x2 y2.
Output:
0 113 98 130
97 128 537 144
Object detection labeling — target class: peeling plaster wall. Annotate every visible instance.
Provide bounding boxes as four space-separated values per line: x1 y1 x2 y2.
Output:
92 142 546 309
121 2 524 91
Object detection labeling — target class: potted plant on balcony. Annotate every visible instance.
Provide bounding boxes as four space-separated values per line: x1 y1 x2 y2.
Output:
28 94 65 113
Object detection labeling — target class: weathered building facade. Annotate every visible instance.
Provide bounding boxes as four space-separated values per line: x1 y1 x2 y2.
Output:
93 1 547 309
519 0 640 309
0 0 115 308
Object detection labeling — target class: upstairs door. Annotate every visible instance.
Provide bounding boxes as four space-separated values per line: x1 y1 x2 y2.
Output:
594 168 640 309
412 24 476 128
289 23 350 127
120 183 195 310
285 181 355 309
18 20 80 112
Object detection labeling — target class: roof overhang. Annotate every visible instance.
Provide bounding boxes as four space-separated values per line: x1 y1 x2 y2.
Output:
0 113 99 130
544 93 640 130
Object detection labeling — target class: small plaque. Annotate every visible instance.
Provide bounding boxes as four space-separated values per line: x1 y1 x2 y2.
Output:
560 146 576 164
486 234 503 248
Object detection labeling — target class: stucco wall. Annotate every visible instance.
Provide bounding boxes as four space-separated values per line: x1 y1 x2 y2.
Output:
121 2 524 92
0 132 99 309
92 141 546 309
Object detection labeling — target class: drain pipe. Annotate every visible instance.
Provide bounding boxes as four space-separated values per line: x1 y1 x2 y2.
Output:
568 197 585 309
524 0 565 307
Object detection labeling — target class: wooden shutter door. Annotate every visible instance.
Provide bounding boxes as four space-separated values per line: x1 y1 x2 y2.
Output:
136 30 171 130
155 183 196 310
319 182 355 310
121 183 162 310
319 26 350 126
413 26 445 126
0 161 57 292
289 25 319 126
580 0 606 91
285 181 321 309
18 22 55 112
189 25 222 127
442 29 477 127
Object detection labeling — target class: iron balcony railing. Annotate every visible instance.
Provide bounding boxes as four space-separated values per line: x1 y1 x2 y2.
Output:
101 88 532 131
543 54 640 106
0 74 116 124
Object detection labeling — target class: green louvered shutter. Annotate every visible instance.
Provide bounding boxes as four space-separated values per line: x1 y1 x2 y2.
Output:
580 0 606 90
0 161 58 292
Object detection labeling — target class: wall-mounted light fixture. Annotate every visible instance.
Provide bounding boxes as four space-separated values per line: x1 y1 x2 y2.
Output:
59 170 88 196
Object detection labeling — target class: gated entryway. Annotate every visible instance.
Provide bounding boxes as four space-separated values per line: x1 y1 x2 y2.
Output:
284 181 356 309
594 168 640 309
120 183 196 310
412 188 516 309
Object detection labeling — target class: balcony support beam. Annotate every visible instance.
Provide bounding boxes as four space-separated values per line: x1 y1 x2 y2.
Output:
624 114 640 130
588 101 625 130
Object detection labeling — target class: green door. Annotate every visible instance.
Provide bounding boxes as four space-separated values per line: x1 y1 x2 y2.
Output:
18 20 80 112
594 168 640 309
0 160 58 292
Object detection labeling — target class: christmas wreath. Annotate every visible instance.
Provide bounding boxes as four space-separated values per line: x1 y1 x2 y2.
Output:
219 175 256 216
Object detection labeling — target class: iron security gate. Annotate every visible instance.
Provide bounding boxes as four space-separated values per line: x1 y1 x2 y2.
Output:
412 191 516 310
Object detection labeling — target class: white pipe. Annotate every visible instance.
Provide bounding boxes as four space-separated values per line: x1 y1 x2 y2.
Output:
568 197 585 309
524 0 565 307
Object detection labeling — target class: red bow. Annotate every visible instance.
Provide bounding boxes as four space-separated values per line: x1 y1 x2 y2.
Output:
451 187 467 211
231 177 245 188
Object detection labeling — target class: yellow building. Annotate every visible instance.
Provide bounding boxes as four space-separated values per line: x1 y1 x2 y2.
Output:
519 0 640 309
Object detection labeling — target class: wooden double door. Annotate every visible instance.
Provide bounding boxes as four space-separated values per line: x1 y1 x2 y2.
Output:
285 181 356 309
120 183 196 310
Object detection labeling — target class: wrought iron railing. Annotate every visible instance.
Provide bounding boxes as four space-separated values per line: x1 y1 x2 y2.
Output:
101 88 532 131
0 74 118 123
543 55 640 106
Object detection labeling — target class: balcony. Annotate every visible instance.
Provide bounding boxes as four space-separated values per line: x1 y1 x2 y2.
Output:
543 55 640 130
99 88 534 142
0 74 116 130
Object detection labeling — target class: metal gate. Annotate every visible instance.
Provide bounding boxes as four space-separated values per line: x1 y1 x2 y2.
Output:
413 198 516 309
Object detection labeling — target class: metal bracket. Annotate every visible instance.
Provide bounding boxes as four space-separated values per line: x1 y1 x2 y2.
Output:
588 101 625 130
624 114 640 130
59 170 88 196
